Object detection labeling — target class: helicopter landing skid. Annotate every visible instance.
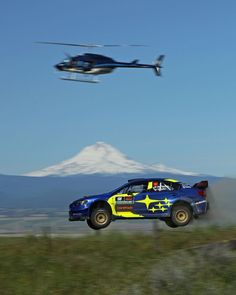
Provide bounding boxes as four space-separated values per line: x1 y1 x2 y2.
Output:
60 73 99 83
60 77 99 83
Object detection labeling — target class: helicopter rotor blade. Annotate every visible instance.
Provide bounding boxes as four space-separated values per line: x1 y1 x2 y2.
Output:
36 41 102 48
102 44 148 47
36 41 148 48
64 52 72 59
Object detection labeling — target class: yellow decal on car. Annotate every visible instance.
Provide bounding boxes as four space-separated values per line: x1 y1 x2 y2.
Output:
147 181 153 190
107 194 144 218
136 195 173 212
135 195 158 210
164 178 178 182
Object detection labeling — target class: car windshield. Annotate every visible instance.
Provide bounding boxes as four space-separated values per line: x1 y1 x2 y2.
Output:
114 182 147 194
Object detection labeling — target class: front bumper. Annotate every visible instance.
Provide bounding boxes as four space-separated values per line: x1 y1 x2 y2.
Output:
69 208 89 221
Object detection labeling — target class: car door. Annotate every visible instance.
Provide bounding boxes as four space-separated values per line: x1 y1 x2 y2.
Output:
134 181 175 217
109 181 148 218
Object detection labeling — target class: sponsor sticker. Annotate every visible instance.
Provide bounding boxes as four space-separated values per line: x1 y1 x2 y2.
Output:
115 196 134 205
116 205 133 212
124 196 133 201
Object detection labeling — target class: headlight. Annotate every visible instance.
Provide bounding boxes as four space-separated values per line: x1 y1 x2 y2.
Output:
75 200 88 206
80 200 88 206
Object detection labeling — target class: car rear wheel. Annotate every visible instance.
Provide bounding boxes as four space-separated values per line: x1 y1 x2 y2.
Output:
165 218 178 228
87 207 111 230
171 204 192 226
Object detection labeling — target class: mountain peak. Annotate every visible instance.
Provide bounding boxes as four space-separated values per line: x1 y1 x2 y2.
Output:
92 141 111 148
25 142 197 177
76 141 124 160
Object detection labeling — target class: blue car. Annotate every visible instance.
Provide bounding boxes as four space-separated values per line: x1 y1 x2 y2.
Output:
69 178 208 230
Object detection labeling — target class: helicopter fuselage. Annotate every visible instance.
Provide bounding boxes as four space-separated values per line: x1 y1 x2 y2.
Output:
55 53 162 76
55 53 116 75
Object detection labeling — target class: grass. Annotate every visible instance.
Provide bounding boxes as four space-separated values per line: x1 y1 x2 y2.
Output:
0 226 236 295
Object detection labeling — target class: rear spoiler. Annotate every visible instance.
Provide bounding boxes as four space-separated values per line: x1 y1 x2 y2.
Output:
192 180 208 190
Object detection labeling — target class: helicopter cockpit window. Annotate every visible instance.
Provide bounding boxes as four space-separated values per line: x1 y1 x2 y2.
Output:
76 60 84 67
76 61 91 68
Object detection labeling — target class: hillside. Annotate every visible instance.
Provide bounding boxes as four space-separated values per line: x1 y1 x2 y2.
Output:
0 173 217 209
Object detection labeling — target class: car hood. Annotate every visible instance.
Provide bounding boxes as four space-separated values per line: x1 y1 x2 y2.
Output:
74 192 111 202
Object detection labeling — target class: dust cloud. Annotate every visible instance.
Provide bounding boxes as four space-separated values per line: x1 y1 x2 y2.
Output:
199 178 236 225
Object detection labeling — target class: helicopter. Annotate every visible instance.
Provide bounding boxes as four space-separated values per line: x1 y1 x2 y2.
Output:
37 41 165 83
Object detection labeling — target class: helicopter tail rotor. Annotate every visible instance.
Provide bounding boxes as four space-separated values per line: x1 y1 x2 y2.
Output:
153 54 165 76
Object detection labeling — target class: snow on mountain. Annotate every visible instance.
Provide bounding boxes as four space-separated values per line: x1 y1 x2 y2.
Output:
25 142 197 177
150 164 197 176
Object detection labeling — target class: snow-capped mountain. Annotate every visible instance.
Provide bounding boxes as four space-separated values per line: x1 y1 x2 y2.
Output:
26 142 197 177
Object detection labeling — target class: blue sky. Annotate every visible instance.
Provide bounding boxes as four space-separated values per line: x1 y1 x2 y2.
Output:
0 0 236 177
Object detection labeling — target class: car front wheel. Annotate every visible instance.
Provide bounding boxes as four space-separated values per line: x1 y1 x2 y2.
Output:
87 207 111 230
171 204 192 227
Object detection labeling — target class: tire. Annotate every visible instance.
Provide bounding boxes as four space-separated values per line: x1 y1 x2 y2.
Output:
165 218 178 228
87 207 111 230
87 219 100 230
171 204 192 227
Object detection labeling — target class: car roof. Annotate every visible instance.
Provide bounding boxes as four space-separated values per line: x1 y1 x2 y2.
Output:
128 178 180 183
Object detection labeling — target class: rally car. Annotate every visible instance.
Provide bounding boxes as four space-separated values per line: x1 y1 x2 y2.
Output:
69 178 208 230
